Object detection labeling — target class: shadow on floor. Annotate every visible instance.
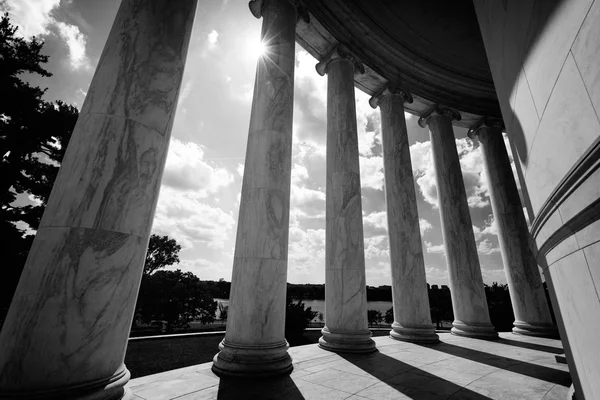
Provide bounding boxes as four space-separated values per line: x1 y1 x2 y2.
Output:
496 337 564 354
416 341 571 386
339 351 494 399
216 375 305 400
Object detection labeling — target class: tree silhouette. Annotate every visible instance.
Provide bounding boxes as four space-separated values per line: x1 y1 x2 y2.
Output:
144 234 182 276
0 13 78 324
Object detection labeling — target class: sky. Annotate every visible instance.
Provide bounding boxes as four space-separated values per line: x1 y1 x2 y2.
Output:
5 0 525 287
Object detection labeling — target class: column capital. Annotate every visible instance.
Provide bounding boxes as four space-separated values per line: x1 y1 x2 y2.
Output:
417 105 461 128
315 44 365 76
249 0 309 23
467 117 505 139
369 84 413 109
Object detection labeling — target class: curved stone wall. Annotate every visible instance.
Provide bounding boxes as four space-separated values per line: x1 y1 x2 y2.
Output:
473 1 600 398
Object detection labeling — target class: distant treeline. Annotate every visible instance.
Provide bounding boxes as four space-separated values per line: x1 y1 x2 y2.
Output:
202 280 556 332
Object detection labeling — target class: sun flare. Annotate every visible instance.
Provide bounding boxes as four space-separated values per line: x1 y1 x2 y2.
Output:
247 39 266 60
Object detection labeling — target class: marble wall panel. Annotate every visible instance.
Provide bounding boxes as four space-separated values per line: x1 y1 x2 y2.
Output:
548 249 600 398
575 217 600 248
0 226 146 391
40 114 169 237
509 69 540 176
558 164 600 222
582 241 600 299
522 0 594 116
525 54 600 213
79 0 196 135
572 0 600 117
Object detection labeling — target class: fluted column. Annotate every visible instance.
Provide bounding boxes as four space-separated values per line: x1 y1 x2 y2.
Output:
315 45 375 353
0 1 197 398
418 107 498 339
370 86 439 343
469 118 557 338
212 0 298 378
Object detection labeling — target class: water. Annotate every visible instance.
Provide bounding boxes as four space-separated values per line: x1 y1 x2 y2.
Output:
214 298 393 322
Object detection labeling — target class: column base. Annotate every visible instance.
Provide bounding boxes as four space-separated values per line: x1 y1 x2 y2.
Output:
390 323 439 343
512 321 559 339
318 327 376 353
211 339 293 378
451 320 499 340
0 365 131 400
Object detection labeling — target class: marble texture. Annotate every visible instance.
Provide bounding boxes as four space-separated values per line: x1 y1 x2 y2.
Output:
419 108 497 340
128 333 571 400
320 50 375 353
373 87 438 343
525 53 600 214
473 124 556 338
0 0 197 398
572 0 600 118
212 0 297 377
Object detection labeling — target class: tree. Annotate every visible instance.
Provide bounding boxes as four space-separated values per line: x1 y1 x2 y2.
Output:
385 307 394 325
367 309 382 327
217 302 228 326
317 312 324 325
135 269 217 333
144 234 182 275
0 13 79 323
285 299 318 345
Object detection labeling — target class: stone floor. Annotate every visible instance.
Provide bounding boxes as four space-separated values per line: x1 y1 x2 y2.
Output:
127 332 571 400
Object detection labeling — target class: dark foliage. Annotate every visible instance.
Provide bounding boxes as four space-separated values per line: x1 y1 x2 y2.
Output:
144 234 182 276
285 299 318 345
485 282 515 332
367 309 383 326
384 307 394 324
0 13 79 323
136 269 217 333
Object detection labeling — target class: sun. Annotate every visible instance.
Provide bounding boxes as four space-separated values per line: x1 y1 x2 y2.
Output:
246 39 267 60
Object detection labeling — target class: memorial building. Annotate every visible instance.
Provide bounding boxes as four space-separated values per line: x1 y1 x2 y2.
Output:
0 0 599 399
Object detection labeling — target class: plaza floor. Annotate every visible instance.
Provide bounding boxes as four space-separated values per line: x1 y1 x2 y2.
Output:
127 332 571 400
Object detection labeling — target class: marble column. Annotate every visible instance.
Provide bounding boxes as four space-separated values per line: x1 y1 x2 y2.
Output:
212 0 297 378
418 106 498 339
370 86 439 343
469 118 557 338
0 1 197 399
316 45 376 353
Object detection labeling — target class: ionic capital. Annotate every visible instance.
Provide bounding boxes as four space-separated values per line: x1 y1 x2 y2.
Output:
249 0 309 23
417 105 461 128
315 44 365 76
369 84 413 109
467 117 505 139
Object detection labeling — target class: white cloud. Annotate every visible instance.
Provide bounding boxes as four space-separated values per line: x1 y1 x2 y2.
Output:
409 138 490 209
419 218 432 235
161 138 233 197
424 241 445 254
290 185 325 219
363 211 387 237
364 236 389 259
477 238 501 255
153 187 235 249
6 0 60 38
55 21 89 70
236 163 244 177
359 156 384 190
207 29 218 49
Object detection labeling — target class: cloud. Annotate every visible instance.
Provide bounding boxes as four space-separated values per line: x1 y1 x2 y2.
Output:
7 0 90 70
419 218 432 235
207 29 218 49
477 238 501 255
5 0 60 38
290 185 325 219
363 211 387 237
55 21 89 70
364 236 389 259
425 241 445 254
409 138 490 208
161 138 233 196
153 187 235 249
359 156 384 190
